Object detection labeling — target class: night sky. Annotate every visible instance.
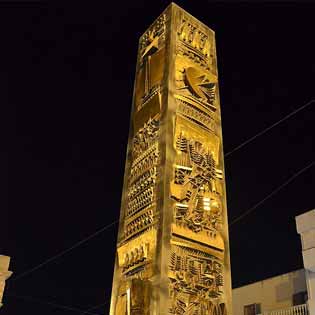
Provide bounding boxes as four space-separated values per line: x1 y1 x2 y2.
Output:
3 1 315 314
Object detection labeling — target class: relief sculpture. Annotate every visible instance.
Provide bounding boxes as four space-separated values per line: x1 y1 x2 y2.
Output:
110 5 232 315
168 9 229 315
113 12 166 314
171 132 223 235
169 245 226 315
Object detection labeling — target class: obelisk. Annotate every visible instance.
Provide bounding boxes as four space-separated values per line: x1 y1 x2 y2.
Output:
110 3 233 315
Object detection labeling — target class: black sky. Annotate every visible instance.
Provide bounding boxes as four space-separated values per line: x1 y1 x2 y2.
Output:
3 1 315 314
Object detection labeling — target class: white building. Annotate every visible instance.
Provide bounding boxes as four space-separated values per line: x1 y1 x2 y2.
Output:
232 269 308 315
296 209 315 315
232 209 315 315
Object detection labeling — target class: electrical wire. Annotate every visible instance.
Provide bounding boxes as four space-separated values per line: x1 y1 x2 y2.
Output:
225 99 314 157
11 219 119 282
9 159 314 312
80 300 110 315
10 99 314 287
229 160 315 227
79 160 314 311
6 293 101 315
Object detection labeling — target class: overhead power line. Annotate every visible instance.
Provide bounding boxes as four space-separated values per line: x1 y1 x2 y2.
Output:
12 219 119 282
13 152 314 283
9 161 314 313
11 99 314 284
229 160 315 227
6 294 101 315
75 159 315 313
80 300 110 315
225 99 314 157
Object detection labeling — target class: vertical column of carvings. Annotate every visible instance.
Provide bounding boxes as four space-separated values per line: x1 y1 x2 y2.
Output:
111 12 169 315
168 6 231 315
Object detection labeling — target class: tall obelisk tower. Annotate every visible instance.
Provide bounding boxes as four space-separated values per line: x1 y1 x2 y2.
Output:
110 3 232 315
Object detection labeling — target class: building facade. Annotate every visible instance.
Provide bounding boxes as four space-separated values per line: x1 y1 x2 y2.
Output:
232 269 308 315
233 209 315 315
296 209 315 315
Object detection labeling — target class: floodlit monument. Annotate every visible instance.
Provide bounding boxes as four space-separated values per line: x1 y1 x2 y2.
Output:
110 3 232 314
0 255 12 308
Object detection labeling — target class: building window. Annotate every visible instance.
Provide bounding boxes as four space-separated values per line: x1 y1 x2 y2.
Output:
244 304 261 315
292 291 308 306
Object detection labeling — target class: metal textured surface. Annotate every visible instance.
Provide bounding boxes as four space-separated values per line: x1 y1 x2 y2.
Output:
0 255 12 308
110 4 232 315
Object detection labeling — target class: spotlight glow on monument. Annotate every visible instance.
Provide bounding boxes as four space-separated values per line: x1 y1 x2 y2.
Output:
110 3 233 314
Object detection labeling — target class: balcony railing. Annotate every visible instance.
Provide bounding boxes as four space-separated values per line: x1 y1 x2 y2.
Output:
259 304 308 315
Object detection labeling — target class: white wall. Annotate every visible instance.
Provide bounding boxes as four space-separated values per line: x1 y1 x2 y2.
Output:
232 269 307 315
296 209 315 315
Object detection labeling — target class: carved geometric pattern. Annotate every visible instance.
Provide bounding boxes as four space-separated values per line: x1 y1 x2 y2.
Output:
110 5 231 315
169 245 226 315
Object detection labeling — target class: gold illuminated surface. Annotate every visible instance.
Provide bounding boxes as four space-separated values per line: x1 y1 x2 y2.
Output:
110 4 232 315
0 256 12 308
